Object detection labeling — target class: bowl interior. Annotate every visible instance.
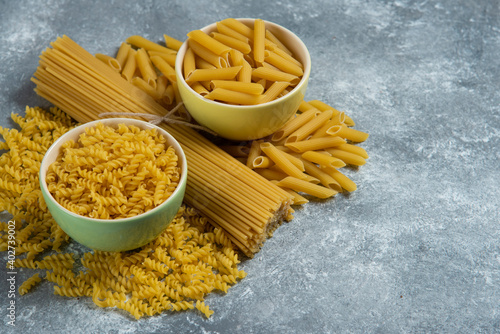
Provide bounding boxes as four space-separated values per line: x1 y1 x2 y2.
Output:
175 18 311 141
39 118 188 251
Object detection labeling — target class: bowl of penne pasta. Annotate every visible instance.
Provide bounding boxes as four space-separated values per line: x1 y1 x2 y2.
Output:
175 18 311 141
39 118 188 252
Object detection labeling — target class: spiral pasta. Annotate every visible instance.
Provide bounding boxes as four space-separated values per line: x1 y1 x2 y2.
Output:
47 122 181 219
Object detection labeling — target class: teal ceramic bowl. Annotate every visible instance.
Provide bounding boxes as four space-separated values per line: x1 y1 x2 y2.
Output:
39 118 187 252
175 18 311 141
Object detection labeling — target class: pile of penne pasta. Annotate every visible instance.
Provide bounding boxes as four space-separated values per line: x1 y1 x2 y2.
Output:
221 99 369 204
182 18 304 105
95 33 182 108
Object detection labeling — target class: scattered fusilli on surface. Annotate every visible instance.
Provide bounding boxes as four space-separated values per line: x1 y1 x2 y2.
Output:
1 107 245 319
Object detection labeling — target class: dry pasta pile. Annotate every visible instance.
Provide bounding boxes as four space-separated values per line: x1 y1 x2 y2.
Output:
0 106 75 256
183 18 304 105
47 122 181 219
32 34 294 257
220 99 369 204
14 206 246 319
0 107 246 319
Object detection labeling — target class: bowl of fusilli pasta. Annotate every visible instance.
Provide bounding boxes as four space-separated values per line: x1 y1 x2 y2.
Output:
39 118 188 252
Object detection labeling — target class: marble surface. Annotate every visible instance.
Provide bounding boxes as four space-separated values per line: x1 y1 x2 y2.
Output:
1 0 499 333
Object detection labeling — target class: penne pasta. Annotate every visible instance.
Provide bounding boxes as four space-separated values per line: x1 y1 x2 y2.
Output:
121 48 137 82
95 53 121 72
183 47 196 79
150 55 176 83
148 50 176 67
259 81 290 104
187 29 232 56
337 143 369 159
265 29 292 55
271 108 320 142
253 19 266 63
325 148 367 166
186 66 242 83
286 109 334 143
189 39 228 68
216 21 250 42
252 156 274 168
163 34 183 51
301 150 346 169
220 18 254 39
252 66 300 85
264 50 303 77
300 159 342 192
246 140 262 168
115 42 132 69
310 112 346 139
326 124 369 142
126 35 176 54
135 48 157 88
322 167 357 192
277 176 337 199
285 136 346 153
211 32 252 54
204 88 261 105
260 142 307 180
210 80 264 95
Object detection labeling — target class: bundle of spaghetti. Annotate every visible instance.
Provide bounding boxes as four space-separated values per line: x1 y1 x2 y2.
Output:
31 35 294 257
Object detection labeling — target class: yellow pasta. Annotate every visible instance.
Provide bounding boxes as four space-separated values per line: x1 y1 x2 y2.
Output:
263 50 303 77
186 66 242 83
210 32 252 54
302 150 346 169
31 35 294 257
326 124 369 142
163 34 183 51
286 109 334 143
95 53 121 72
322 167 357 192
182 47 196 79
271 108 320 142
325 148 367 166
135 48 157 88
121 49 137 82
253 19 266 63
259 81 290 104
47 122 181 219
285 136 346 153
183 19 304 106
187 29 232 56
189 39 227 68
337 143 369 159
204 88 261 105
260 142 307 180
210 80 264 95
277 176 337 199
115 42 132 69
126 35 177 55
251 66 300 85
18 273 42 295
252 156 274 168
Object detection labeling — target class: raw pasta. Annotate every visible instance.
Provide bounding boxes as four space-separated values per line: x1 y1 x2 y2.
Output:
46 122 181 219
183 18 304 105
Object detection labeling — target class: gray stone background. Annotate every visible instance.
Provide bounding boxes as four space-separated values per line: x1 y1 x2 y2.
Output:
0 0 499 333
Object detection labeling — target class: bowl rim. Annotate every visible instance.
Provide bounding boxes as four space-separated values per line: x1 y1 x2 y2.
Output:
39 118 188 224
175 17 312 110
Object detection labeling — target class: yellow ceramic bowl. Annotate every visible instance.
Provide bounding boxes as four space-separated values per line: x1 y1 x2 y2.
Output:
39 118 188 252
175 18 311 141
